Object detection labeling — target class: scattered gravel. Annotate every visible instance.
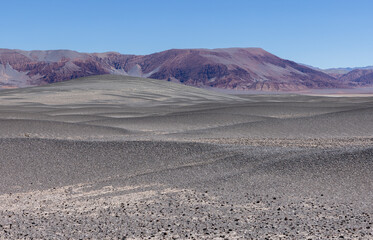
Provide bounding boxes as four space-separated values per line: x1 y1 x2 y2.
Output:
1 184 372 239
1 79 373 239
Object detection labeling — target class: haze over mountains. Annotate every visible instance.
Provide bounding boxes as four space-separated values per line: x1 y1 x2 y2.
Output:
0 47 372 91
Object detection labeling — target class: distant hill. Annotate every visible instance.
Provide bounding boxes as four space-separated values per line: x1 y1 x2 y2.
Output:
338 68 373 86
0 47 371 91
322 66 373 79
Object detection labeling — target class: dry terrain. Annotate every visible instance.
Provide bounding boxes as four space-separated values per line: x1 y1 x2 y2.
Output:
0 75 372 239
3 48 373 91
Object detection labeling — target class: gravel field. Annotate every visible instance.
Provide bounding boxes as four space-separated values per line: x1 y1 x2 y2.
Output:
0 75 372 239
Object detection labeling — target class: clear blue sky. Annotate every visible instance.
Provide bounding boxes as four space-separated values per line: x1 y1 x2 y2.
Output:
1 0 372 68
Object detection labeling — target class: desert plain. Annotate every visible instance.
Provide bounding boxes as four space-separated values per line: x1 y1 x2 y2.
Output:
0 75 372 239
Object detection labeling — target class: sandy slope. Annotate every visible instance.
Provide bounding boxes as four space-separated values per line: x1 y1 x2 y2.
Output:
0 75 372 239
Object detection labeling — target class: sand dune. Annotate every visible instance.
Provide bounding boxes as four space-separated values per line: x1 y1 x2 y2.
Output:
0 75 372 239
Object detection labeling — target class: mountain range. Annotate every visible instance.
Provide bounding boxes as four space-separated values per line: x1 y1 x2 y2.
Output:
0 47 372 91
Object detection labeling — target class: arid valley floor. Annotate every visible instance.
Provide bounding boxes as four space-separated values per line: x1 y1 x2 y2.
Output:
0 75 372 239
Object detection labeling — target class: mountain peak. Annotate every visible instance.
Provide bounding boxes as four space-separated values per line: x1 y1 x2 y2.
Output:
0 48 370 91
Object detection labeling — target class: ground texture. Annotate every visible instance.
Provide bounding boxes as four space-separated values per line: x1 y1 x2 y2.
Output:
0 75 372 239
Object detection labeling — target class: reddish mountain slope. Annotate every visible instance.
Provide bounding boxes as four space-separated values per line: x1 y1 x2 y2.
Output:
338 69 373 86
0 47 365 91
95 48 340 91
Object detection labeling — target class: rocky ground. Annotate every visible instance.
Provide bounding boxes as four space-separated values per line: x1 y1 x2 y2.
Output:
1 76 373 239
1 176 372 239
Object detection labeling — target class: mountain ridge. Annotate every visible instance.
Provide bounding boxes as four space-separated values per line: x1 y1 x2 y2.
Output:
0 47 371 91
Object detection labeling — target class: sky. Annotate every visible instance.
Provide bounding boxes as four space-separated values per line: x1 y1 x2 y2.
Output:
1 0 372 69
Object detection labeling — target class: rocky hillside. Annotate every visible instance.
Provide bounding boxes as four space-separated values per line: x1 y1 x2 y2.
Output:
0 48 371 91
338 69 373 86
110 48 339 91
